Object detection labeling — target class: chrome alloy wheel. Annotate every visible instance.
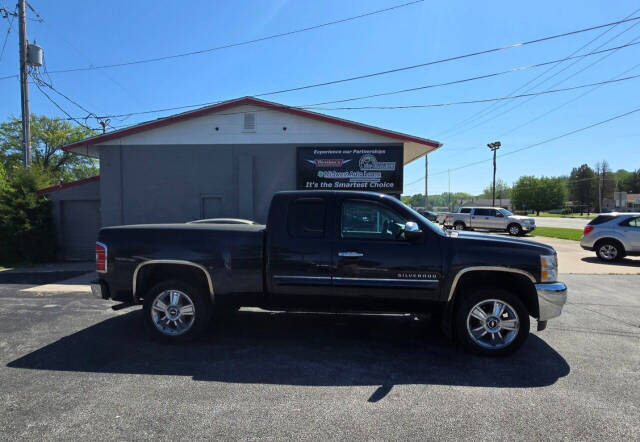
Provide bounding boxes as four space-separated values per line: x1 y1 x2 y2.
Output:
151 290 196 336
598 244 618 260
509 225 521 235
455 223 465 230
466 299 520 350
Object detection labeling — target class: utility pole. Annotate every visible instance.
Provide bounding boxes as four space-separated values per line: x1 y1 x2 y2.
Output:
424 155 428 209
18 0 31 166
447 168 451 211
597 163 602 213
487 141 501 206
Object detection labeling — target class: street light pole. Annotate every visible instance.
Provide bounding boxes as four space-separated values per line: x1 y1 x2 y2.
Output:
487 141 501 206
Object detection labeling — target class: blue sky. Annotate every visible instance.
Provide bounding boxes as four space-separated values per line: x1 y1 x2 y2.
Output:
1 0 639 196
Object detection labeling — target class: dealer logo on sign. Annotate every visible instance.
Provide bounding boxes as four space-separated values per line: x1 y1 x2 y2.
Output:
359 154 395 171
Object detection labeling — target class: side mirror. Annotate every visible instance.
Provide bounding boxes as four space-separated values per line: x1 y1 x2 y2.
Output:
404 221 422 241
496 213 504 218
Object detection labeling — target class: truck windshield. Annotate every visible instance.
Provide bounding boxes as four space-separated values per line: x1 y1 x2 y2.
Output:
499 208 514 216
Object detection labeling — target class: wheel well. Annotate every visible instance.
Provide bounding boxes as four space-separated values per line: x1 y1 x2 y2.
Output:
451 270 538 318
594 237 625 253
135 263 212 302
454 221 466 227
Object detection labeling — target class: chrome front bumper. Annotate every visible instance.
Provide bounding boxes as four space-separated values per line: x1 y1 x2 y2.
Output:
536 282 567 321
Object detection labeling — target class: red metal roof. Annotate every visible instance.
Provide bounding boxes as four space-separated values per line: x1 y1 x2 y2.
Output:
36 176 100 195
62 97 442 151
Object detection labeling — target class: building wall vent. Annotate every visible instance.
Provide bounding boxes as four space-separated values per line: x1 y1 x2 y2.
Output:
243 112 256 132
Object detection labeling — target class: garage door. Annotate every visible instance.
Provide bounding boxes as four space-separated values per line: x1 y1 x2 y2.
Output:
61 200 101 260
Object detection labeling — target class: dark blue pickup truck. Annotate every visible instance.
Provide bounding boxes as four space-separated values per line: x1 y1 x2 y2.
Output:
92 190 567 356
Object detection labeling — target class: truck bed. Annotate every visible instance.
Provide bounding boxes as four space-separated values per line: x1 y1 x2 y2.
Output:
99 223 266 297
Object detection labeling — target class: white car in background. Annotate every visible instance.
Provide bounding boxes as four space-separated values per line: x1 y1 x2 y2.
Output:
442 207 536 236
580 213 640 261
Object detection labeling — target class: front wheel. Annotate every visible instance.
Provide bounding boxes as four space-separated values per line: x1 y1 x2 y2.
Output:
455 288 529 356
453 222 466 231
143 280 212 343
507 223 522 236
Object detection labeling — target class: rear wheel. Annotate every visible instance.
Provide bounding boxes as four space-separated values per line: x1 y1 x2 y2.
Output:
143 280 212 343
507 223 522 236
454 222 466 231
455 288 529 356
595 240 624 262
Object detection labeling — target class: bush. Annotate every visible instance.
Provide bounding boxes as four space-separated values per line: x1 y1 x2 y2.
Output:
0 166 57 265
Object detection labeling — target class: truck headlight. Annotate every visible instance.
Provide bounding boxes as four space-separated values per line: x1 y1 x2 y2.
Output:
540 254 558 282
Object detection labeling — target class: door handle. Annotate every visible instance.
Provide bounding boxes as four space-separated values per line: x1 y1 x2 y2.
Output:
338 251 363 257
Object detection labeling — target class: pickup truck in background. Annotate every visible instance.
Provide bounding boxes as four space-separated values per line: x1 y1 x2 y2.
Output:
443 207 536 236
92 191 566 356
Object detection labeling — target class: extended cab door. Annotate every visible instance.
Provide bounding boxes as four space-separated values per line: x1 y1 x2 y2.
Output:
267 196 334 297
331 197 442 308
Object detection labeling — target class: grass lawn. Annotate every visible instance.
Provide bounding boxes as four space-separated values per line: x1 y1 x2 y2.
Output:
535 212 596 219
529 227 584 241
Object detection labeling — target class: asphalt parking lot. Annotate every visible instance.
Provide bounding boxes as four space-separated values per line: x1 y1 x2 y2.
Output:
1 273 638 440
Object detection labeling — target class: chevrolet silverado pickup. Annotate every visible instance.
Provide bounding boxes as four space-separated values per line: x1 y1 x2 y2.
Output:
92 191 566 356
443 207 536 236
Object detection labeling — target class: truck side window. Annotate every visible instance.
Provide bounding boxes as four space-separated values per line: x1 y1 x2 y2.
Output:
341 200 406 240
287 199 325 238
459 208 471 214
475 208 490 216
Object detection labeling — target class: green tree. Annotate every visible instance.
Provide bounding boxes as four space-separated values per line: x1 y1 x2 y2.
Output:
568 164 595 208
593 161 615 211
512 176 566 216
0 164 57 265
615 168 640 193
480 178 511 200
401 193 426 207
0 115 98 183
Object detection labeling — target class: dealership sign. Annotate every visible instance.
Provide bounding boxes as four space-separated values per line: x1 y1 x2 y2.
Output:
297 146 403 193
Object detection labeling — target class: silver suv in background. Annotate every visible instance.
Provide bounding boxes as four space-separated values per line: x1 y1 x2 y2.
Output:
443 207 536 236
580 213 640 261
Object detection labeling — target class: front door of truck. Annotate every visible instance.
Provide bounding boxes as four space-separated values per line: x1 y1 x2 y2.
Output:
331 198 442 309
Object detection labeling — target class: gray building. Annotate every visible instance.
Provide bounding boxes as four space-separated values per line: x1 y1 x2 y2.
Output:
40 97 441 260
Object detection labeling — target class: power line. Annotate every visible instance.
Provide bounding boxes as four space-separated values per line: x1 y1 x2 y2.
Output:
303 74 640 110
44 72 640 124
299 41 640 107
3 14 640 86
250 16 640 98
442 24 640 139
8 1 147 109
29 71 96 130
0 5 16 62
497 60 640 137
5 0 425 76
435 6 640 139
404 105 640 187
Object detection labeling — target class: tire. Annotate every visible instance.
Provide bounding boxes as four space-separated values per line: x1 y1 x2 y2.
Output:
507 223 522 236
595 239 624 262
143 279 212 343
453 222 466 231
454 288 529 356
